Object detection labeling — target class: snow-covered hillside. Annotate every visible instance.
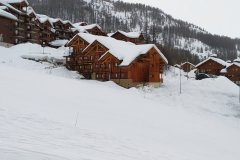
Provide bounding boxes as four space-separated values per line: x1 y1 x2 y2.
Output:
0 43 240 160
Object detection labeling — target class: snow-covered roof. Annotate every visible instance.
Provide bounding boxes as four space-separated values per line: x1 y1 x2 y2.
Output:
233 57 240 63
114 30 142 39
73 23 102 31
0 1 23 14
0 8 17 20
107 33 114 37
220 68 227 74
196 57 228 68
74 22 88 26
75 33 168 66
0 0 29 5
0 6 8 10
181 62 195 67
49 39 68 47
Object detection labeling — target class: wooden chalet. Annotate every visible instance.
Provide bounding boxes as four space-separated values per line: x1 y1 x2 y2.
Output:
25 8 40 44
65 33 168 88
0 0 41 45
110 30 145 44
50 18 73 40
0 6 18 46
223 58 240 85
73 23 107 36
196 55 228 76
36 17 55 45
181 62 195 72
0 0 28 44
65 33 96 70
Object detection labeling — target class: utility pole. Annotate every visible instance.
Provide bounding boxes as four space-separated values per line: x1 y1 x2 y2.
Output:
180 64 182 94
42 42 45 54
75 112 79 127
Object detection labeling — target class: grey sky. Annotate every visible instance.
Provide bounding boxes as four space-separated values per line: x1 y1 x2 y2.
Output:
120 0 240 38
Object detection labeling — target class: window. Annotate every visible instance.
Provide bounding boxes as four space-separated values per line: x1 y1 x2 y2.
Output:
27 33 31 38
96 64 99 68
15 22 18 27
67 57 71 61
115 73 118 78
27 25 31 30
91 56 93 60
115 63 118 67
15 39 18 44
109 63 111 69
102 74 104 78
15 30 19 35
84 56 88 60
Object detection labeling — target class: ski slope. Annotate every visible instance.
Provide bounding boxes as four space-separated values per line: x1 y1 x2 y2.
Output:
0 43 240 160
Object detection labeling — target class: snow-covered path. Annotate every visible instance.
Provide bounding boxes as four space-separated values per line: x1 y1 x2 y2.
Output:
0 44 240 160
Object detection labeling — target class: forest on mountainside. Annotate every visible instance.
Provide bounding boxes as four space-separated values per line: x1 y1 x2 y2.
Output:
28 0 240 65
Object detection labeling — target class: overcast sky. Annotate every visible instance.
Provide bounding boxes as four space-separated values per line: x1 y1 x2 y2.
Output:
119 0 240 38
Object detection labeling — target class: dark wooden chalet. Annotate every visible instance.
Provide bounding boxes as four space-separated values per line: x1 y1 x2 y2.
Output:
65 33 168 88
196 56 228 76
181 62 195 72
25 9 40 44
0 1 28 44
65 33 96 70
36 17 55 45
50 19 73 40
73 23 107 36
0 7 18 45
110 30 145 44
223 58 240 85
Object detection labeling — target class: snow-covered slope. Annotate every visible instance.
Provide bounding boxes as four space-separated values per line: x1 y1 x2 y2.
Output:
0 43 240 160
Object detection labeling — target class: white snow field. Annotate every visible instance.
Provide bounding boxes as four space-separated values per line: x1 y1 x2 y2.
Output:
0 43 240 160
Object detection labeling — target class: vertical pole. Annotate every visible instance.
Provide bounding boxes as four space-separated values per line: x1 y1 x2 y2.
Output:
180 65 182 94
75 112 79 127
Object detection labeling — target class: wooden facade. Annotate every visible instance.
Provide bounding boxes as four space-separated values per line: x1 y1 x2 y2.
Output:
225 64 240 84
86 26 107 36
111 31 145 44
65 34 168 88
37 19 55 45
196 59 226 76
181 62 195 72
0 13 17 44
0 1 42 45
53 20 73 40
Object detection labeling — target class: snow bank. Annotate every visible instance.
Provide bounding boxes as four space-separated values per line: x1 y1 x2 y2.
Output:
0 44 240 160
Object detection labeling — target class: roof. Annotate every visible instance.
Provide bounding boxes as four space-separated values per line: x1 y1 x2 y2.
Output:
181 62 195 67
226 62 240 69
49 39 68 47
75 33 168 66
0 6 8 10
73 23 102 31
113 30 142 39
0 8 17 20
66 32 96 46
233 57 240 63
196 57 228 68
0 1 23 14
0 0 29 5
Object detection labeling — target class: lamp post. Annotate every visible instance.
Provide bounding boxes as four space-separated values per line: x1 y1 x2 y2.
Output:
180 63 182 94
42 42 46 54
